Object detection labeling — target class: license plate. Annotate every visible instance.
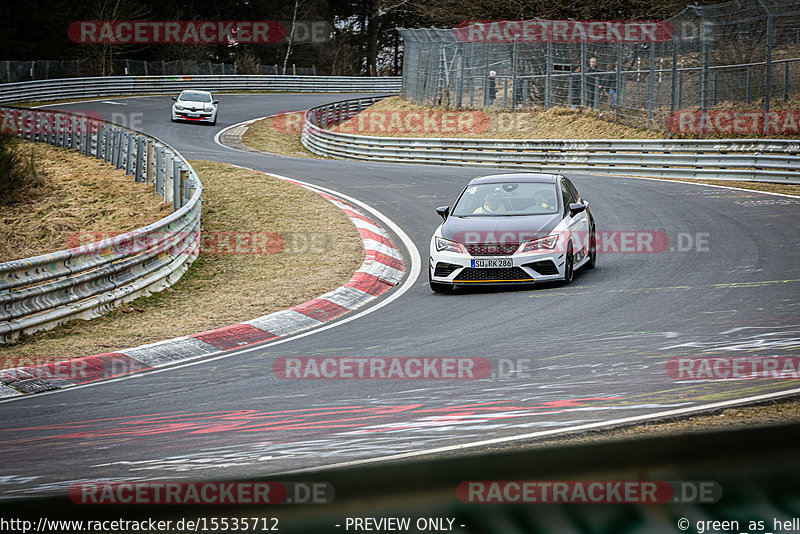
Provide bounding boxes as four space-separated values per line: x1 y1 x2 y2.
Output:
187 113 200 117
472 258 512 268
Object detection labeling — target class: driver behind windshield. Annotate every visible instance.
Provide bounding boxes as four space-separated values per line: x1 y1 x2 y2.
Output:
473 192 505 214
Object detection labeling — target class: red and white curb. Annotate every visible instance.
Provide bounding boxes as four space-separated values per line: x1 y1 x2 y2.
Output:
0 174 406 397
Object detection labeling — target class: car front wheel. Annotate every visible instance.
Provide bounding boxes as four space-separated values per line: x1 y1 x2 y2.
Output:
563 243 574 284
585 225 597 269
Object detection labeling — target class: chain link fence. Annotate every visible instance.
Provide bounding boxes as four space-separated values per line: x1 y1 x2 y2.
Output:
0 59 317 83
398 0 800 134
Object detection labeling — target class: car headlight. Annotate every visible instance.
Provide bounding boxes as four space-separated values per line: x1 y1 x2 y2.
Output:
435 237 466 254
174 105 184 111
519 234 559 253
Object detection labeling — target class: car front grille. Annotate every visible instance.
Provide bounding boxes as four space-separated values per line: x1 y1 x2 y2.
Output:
454 267 533 282
466 243 519 256
434 262 462 277
522 259 559 276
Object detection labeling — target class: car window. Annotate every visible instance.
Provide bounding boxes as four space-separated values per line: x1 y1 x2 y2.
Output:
179 91 212 103
564 178 580 202
451 182 559 217
561 181 575 217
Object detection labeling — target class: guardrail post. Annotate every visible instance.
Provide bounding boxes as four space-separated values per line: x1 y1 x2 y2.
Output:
125 133 135 175
145 139 154 186
55 114 63 147
180 168 189 206
104 127 112 163
135 136 144 182
70 116 79 149
155 145 165 196
164 150 174 205
113 130 123 169
173 160 182 211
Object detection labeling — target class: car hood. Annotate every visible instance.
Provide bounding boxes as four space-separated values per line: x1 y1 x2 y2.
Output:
440 213 562 243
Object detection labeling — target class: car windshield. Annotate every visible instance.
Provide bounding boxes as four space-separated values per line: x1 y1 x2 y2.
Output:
179 91 212 103
451 182 560 217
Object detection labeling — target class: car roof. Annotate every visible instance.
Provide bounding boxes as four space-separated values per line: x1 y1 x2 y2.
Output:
179 90 212 95
467 173 563 185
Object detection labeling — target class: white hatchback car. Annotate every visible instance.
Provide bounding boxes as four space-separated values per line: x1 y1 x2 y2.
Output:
171 90 218 125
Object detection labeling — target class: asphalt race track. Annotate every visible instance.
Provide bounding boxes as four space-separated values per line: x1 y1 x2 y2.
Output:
1 93 799 500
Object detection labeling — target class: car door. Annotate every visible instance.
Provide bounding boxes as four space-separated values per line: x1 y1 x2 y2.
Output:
560 179 590 261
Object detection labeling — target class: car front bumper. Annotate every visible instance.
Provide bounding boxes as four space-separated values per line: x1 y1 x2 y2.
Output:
429 248 567 285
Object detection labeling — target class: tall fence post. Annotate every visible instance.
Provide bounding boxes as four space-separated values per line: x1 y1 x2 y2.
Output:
701 38 710 112
483 43 490 107
670 39 678 115
545 41 553 109
758 0 774 132
746 66 752 104
617 42 623 118
784 61 790 102
647 45 656 128
580 42 587 108
511 40 519 110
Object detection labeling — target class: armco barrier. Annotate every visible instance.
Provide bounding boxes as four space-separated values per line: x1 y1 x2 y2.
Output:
0 106 202 343
302 97 800 184
0 75 402 104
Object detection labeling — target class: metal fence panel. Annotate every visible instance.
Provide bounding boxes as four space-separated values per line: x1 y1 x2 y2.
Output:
398 0 800 134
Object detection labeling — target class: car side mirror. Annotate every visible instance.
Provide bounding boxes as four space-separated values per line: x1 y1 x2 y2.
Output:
213 100 219 104
436 206 450 221
172 96 178 101
569 203 587 217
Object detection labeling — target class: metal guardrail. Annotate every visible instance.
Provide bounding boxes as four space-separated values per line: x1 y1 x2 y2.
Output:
302 97 800 184
0 75 402 104
0 106 203 343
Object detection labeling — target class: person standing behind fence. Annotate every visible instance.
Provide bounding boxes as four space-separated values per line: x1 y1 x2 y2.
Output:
570 66 582 108
488 70 497 106
600 64 618 111
586 57 599 109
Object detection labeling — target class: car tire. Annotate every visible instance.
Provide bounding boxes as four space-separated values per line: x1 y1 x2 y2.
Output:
429 268 453 293
585 225 597 269
563 242 574 285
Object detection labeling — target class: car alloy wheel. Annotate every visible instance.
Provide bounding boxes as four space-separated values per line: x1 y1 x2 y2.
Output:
563 242 574 284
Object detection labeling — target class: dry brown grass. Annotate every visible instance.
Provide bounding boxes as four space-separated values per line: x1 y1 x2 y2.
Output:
1 160 364 364
331 96 663 140
241 112 325 158
0 140 170 262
